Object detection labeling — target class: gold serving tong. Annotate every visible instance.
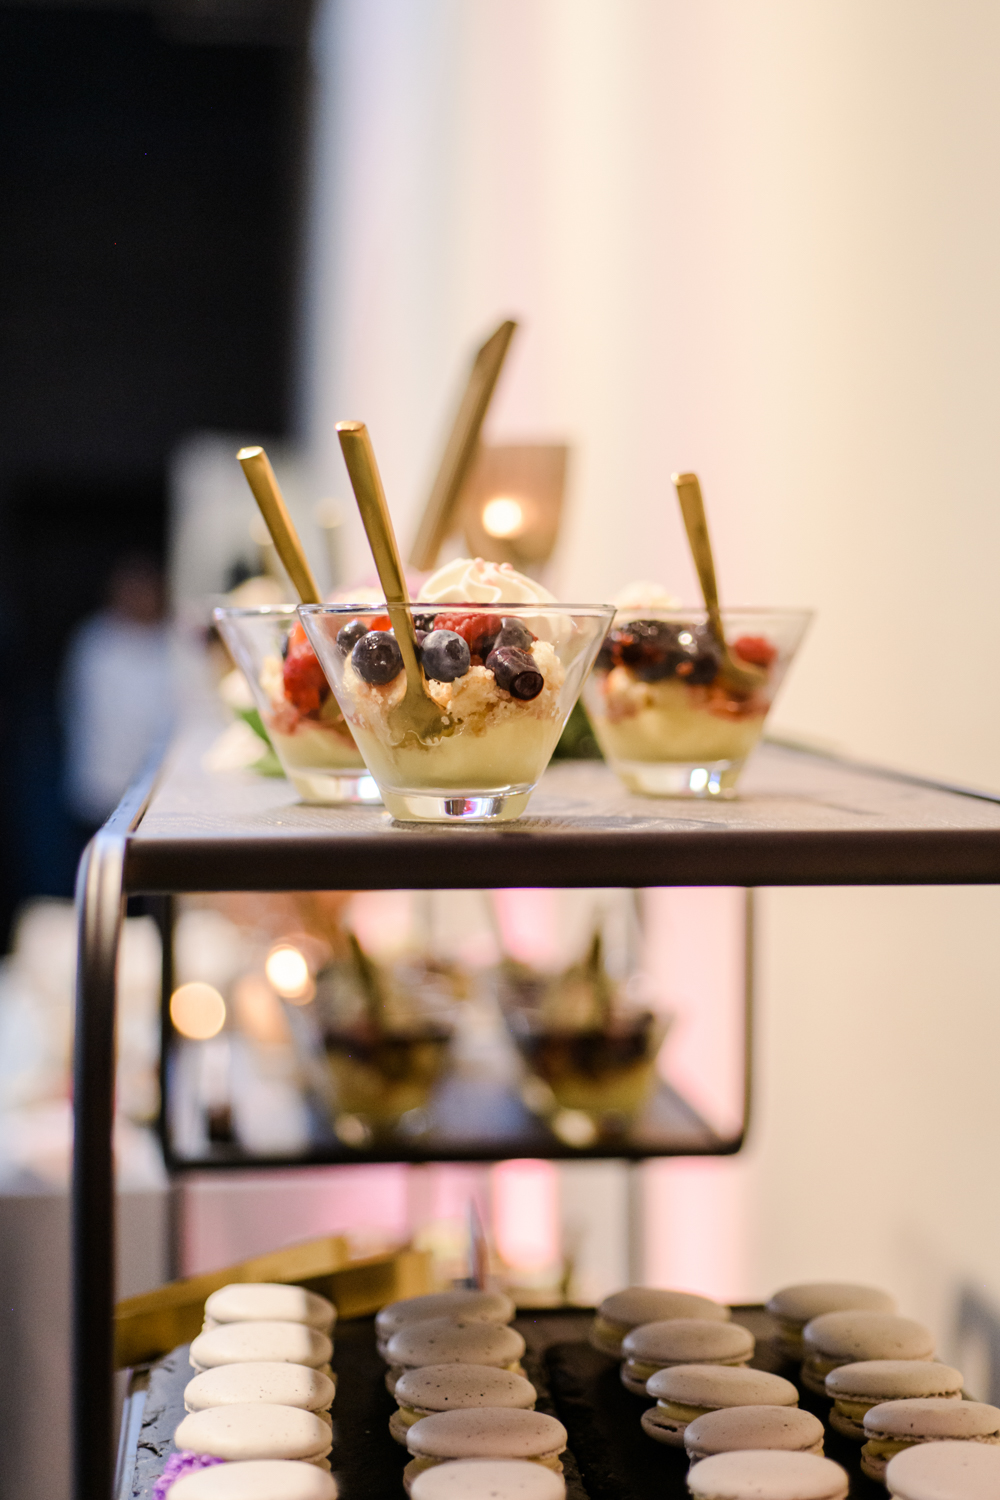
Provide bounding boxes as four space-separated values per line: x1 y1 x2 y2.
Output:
337 421 454 744
237 445 322 605
672 471 765 693
409 318 517 570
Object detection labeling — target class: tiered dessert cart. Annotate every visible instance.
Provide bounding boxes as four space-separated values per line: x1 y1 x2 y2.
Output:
73 726 1000 1500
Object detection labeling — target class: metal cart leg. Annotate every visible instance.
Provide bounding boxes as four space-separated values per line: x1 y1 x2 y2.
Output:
72 755 162 1500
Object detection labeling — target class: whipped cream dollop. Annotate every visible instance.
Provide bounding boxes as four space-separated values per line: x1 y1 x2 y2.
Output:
613 580 680 612
418 557 555 606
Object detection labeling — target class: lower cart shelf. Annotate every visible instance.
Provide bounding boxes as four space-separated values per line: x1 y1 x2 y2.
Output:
120 1308 883 1500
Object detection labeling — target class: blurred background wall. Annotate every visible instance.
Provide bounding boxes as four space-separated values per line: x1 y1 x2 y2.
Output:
301 0 1000 1356
0 0 308 941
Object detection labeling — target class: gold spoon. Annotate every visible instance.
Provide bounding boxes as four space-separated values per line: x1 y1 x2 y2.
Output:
672 471 765 693
237 446 322 604
336 421 454 744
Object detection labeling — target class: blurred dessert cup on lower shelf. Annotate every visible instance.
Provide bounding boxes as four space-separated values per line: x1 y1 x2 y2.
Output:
498 933 670 1145
309 935 455 1145
582 605 810 799
214 605 379 804
298 599 614 823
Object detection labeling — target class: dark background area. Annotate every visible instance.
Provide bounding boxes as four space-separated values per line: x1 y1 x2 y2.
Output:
0 0 311 946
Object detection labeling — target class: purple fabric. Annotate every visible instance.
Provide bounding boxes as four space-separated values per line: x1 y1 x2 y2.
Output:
153 1451 224 1499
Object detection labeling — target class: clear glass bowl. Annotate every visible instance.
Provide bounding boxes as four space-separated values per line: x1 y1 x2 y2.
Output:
214 605 379 804
298 601 615 822
582 607 811 798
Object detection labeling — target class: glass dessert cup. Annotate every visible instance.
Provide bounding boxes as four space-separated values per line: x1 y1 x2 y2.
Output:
497 948 669 1142
582 607 811 798
298 602 615 822
214 605 380 804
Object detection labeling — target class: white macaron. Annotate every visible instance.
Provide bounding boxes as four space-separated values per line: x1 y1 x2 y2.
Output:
642 1364 799 1447
390 1363 536 1445
173 1403 332 1467
684 1405 825 1463
189 1323 333 1376
801 1312 934 1396
183 1363 335 1424
590 1288 730 1358
410 1459 565 1500
861 1399 1000 1483
765 1283 897 1358
376 1290 515 1358
886 1440 1000 1498
686 1450 849 1500
385 1319 526 1394
167 1460 337 1500
403 1408 567 1496
825 1360 963 1439
621 1318 754 1395
203 1284 336 1336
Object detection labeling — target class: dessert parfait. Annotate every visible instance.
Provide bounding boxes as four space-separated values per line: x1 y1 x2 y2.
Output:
582 583 810 797
214 605 378 803
499 931 669 1144
310 933 454 1146
299 558 614 821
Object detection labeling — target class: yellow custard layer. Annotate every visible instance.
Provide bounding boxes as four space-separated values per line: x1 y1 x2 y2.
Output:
590 672 766 764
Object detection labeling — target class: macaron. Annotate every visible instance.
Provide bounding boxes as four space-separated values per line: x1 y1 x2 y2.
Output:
410 1459 565 1500
687 1451 848 1500
621 1318 754 1395
189 1323 333 1376
766 1283 897 1358
861 1399 1000 1483
167 1460 338 1500
203 1284 336 1336
590 1287 730 1358
173 1403 333 1467
184 1362 334 1426
385 1318 527 1394
825 1361 964 1439
377 1290 516 1357
684 1406 826 1463
886 1440 1000 1498
641 1365 799 1447
404 1409 567 1496
801 1312 934 1395
390 1364 537 1445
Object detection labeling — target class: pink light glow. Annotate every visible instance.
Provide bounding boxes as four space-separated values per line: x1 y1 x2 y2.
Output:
181 1164 410 1274
491 890 561 967
642 1156 752 1304
491 1158 560 1272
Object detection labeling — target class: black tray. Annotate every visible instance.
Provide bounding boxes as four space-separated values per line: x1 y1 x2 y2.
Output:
121 1307 885 1500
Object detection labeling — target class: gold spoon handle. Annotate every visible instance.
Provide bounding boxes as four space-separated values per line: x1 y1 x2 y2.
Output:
672 471 725 644
336 421 423 680
237 446 321 605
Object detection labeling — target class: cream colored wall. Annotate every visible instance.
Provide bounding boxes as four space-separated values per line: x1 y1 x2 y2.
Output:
302 0 1000 1352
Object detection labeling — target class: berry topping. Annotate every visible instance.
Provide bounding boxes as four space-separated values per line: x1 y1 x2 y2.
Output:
413 612 437 632
282 623 330 715
733 634 777 669
352 630 404 685
419 628 471 682
487 644 544 700
495 616 536 651
677 624 721 684
434 611 503 664
336 618 369 655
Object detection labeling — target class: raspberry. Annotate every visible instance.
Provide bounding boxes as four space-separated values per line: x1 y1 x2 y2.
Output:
283 623 329 715
432 612 502 664
732 634 777 669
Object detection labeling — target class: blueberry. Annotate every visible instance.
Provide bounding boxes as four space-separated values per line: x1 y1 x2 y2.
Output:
487 644 544 700
616 620 686 681
352 630 403 685
419 628 471 682
413 612 437 632
336 618 369 655
496 616 535 651
682 625 721 685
